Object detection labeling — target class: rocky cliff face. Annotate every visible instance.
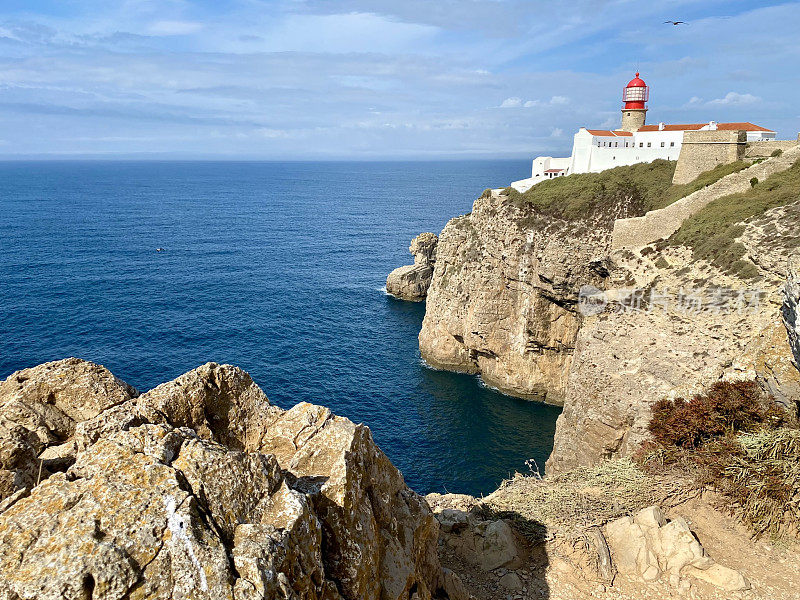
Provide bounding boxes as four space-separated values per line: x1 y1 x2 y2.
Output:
386 232 438 301
0 359 460 600
418 191 613 403
548 212 800 473
419 185 800 468
784 265 800 369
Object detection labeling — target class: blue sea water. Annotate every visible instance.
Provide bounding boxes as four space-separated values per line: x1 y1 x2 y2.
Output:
0 160 561 496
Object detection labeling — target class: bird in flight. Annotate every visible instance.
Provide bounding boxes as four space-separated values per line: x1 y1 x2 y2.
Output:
664 20 687 25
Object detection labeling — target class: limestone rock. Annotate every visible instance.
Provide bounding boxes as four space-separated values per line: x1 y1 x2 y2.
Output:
75 362 282 452
427 498 525 575
783 265 800 370
0 357 138 501
498 571 523 590
682 563 751 592
418 192 610 403
0 361 447 600
386 232 438 301
479 519 523 571
547 241 798 473
438 567 471 600
257 401 441 600
603 506 749 591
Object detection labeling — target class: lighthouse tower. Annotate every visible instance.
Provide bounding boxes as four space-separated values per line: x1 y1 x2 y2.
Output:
620 73 649 132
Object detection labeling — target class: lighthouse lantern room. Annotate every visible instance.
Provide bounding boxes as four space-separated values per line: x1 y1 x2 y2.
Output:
621 73 649 132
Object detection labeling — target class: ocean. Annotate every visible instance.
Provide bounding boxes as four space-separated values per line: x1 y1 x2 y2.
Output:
0 160 561 496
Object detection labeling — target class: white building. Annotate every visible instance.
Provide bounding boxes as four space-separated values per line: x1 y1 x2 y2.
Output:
511 73 775 192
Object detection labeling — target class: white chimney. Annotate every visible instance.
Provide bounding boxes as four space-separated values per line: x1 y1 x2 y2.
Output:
709 121 718 130
658 122 665 131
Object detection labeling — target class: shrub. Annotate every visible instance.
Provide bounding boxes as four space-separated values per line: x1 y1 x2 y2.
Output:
642 381 800 537
771 149 784 157
654 256 670 269
648 381 772 449
750 177 759 187
480 188 493 199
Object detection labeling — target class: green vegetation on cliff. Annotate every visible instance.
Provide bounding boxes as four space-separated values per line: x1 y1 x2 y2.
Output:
504 159 676 220
665 160 749 207
669 157 800 277
502 159 748 222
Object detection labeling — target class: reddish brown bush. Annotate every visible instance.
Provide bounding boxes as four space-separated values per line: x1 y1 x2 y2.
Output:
642 381 800 537
648 381 771 449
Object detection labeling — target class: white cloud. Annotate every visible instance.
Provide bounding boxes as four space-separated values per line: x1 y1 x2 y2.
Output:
147 21 204 36
550 128 564 137
707 92 761 106
1 1 798 157
500 97 523 108
503 96 569 109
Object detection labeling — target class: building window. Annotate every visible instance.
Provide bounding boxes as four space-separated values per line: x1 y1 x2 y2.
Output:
670 142 675 147
661 142 665 147
647 142 652 147
639 142 643 148
615 142 618 147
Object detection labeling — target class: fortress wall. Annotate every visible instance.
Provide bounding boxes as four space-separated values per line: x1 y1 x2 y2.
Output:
612 143 800 250
745 139 798 158
672 130 746 185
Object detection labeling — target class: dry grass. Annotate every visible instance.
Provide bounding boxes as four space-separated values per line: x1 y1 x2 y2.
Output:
478 458 693 540
722 429 800 537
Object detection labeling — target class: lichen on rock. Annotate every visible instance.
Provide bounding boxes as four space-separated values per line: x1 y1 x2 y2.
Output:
0 360 459 600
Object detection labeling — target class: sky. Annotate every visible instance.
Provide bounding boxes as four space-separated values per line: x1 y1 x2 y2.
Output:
0 0 798 159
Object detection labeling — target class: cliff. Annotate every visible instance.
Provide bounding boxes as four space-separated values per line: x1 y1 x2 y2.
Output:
417 156 800 470
418 191 611 403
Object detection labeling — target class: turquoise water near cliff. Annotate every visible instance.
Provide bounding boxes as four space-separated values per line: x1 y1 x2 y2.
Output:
0 160 561 496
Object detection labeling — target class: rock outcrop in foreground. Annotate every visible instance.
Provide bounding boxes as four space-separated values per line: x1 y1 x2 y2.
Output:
386 232 438 301
0 359 456 600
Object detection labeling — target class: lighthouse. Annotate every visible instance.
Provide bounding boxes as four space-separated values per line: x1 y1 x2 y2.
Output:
509 71 777 192
621 73 649 132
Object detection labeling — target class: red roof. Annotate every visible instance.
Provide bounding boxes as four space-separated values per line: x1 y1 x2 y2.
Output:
637 122 774 133
544 169 564 173
586 129 633 137
626 73 647 88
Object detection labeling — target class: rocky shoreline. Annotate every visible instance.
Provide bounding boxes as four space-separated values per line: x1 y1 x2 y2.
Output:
4 358 799 600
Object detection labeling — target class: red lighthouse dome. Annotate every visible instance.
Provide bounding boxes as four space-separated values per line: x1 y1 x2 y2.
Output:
623 72 649 109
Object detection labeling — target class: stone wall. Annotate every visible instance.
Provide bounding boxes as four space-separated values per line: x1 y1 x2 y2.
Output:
611 144 800 250
672 130 746 185
745 139 798 159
